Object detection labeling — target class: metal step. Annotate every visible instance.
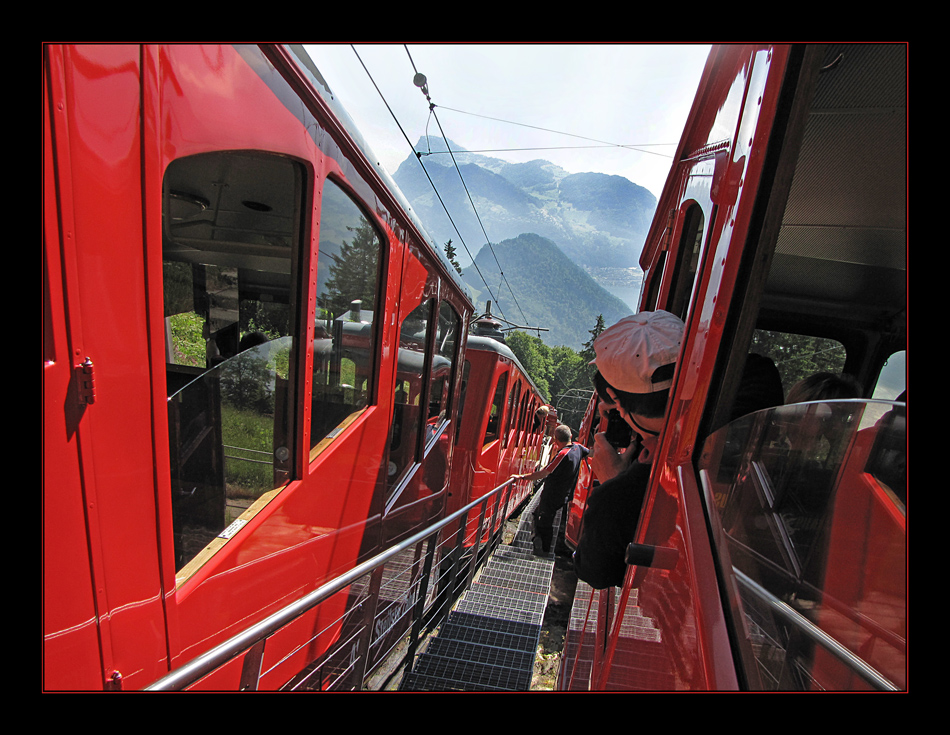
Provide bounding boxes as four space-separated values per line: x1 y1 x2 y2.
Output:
401 493 558 691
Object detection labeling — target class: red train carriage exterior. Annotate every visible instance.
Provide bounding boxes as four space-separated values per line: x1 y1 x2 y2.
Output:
446 334 548 544
43 43 486 691
560 43 906 691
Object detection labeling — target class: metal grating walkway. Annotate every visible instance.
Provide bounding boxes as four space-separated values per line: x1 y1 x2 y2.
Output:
400 492 558 691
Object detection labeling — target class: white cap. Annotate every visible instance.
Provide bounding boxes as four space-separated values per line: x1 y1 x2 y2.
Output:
590 310 685 394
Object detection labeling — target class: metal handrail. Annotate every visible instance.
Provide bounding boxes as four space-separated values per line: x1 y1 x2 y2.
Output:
145 478 519 691
733 569 900 691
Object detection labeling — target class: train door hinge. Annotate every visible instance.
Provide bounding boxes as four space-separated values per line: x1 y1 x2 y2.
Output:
76 357 96 405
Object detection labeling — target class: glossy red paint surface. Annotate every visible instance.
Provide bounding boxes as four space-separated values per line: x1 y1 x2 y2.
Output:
563 45 797 691
446 337 545 543
43 43 476 690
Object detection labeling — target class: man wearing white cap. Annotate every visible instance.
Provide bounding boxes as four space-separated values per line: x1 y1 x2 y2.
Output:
573 310 685 589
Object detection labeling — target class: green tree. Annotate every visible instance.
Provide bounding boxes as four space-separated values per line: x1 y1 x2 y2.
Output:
506 330 552 401
751 329 847 395
443 239 463 276
579 314 606 382
321 218 380 320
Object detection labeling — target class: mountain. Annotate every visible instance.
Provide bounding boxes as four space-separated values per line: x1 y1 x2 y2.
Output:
462 233 631 350
393 137 656 270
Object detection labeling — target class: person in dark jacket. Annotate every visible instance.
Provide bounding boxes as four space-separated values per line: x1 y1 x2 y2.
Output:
513 424 588 555
573 310 684 588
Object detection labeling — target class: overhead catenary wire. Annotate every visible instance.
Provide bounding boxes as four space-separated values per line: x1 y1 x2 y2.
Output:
403 46 530 328
430 105 677 159
348 45 509 322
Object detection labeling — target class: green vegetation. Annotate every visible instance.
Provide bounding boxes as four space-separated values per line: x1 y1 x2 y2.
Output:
464 234 630 350
504 314 605 432
751 329 847 395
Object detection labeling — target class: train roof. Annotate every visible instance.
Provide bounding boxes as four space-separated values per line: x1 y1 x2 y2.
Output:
762 44 905 344
465 333 545 399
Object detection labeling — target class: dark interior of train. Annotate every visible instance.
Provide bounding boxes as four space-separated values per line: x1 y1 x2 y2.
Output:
706 43 906 441
756 43 906 393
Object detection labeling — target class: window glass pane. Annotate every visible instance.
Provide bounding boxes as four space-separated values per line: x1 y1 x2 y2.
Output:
700 400 906 690
162 151 301 572
872 350 906 401
504 382 521 447
311 180 384 453
428 301 460 424
751 329 847 397
484 373 507 444
388 299 432 489
669 203 704 321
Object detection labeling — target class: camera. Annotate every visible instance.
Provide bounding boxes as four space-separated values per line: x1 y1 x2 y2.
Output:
604 409 634 449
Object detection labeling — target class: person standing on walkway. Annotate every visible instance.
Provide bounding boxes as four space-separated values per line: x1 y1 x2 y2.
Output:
513 424 589 555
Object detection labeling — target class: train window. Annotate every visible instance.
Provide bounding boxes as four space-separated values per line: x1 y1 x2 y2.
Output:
428 301 461 426
311 179 384 456
162 150 304 573
872 350 906 401
388 298 433 489
504 381 521 447
455 360 471 444
668 203 705 321
700 398 906 689
484 373 508 445
750 329 847 398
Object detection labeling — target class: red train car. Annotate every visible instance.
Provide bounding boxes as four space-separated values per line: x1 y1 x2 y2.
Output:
446 333 548 544
43 43 479 690
560 43 906 691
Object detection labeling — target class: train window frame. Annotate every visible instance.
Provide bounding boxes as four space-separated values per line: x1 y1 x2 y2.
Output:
427 300 462 434
309 176 387 461
484 372 508 446
386 297 435 497
161 149 307 579
668 201 706 322
503 379 522 448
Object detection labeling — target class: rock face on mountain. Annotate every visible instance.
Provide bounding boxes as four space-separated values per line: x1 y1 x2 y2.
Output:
393 137 656 270
462 233 631 351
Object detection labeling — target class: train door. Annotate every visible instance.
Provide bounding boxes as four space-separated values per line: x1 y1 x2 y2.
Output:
44 44 170 691
382 245 463 546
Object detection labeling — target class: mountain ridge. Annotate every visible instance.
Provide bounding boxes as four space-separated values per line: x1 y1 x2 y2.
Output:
393 136 656 270
462 233 631 350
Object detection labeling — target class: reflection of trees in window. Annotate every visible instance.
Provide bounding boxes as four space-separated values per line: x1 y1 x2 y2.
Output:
311 180 384 453
751 330 847 395
320 218 381 321
161 150 302 573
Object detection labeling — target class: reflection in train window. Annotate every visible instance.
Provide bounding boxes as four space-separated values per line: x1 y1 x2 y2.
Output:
669 203 704 321
872 350 906 401
750 329 847 397
700 399 906 690
162 150 304 573
388 299 433 490
504 381 521 447
311 179 385 455
428 301 461 426
484 373 507 445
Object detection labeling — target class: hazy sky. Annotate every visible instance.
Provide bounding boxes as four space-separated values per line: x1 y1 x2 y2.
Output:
304 44 711 199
